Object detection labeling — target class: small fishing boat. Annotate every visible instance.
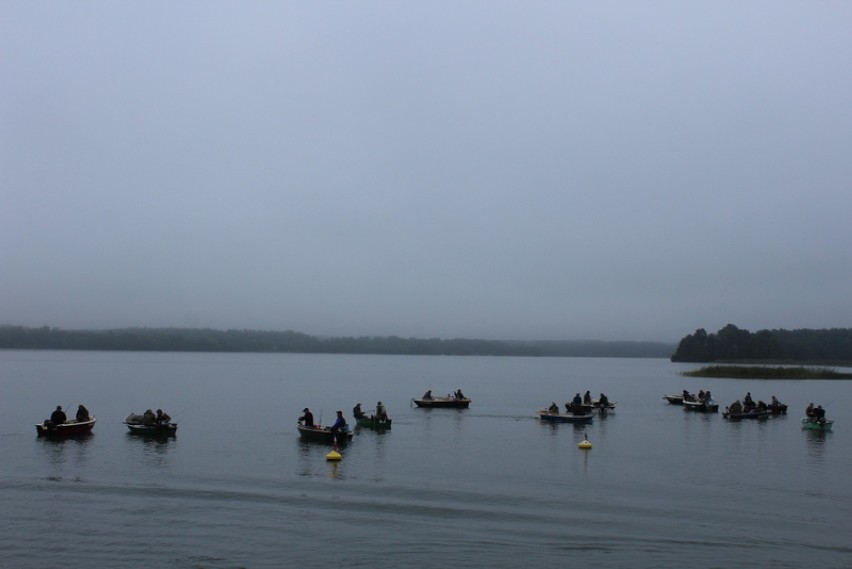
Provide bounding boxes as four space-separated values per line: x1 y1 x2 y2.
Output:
722 409 771 420
801 418 833 431
768 403 788 415
412 396 471 409
663 394 685 405
36 417 96 438
536 410 594 424
125 422 178 436
582 400 616 414
683 399 719 413
297 424 354 444
355 415 392 429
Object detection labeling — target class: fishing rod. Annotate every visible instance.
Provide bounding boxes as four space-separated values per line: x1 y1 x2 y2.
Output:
167 404 192 423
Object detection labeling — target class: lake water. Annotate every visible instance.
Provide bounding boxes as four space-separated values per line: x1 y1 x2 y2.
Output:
1 350 850 568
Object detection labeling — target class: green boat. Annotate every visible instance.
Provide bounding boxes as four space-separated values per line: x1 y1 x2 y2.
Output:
355 415 392 429
801 418 833 431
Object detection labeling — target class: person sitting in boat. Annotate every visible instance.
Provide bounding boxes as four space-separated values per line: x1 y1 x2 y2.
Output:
375 401 387 419
598 393 609 409
353 403 366 419
770 395 783 409
698 390 706 401
156 409 171 424
330 410 348 433
756 400 768 411
572 393 582 405
454 389 466 400
729 400 743 414
583 391 592 405
49 405 66 426
76 404 90 422
813 405 827 423
682 389 694 402
743 392 755 408
548 402 559 413
422 390 433 400
702 390 713 404
805 403 815 418
142 409 157 425
299 408 314 427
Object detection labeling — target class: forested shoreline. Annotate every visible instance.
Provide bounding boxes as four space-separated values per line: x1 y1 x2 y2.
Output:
0 325 675 358
671 324 852 364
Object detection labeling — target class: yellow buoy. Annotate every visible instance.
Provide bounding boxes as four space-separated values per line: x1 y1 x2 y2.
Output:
325 449 342 461
578 439 592 449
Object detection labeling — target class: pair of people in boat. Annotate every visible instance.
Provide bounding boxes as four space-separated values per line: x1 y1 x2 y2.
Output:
299 408 350 432
141 409 171 425
421 389 466 400
353 402 388 420
805 403 827 423
46 404 91 426
567 392 609 410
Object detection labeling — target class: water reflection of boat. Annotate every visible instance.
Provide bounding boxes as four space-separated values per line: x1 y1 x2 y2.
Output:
36 417 96 438
297 424 354 444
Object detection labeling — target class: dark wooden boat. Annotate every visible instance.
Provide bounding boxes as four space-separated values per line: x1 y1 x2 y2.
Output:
36 417 96 438
297 424 354 444
536 410 594 424
682 399 719 413
412 396 471 409
355 416 392 429
722 409 771 420
768 404 788 415
125 422 178 436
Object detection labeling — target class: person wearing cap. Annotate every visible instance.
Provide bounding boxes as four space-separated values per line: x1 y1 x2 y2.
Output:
50 405 66 426
353 403 366 419
299 408 314 427
330 410 347 433
375 401 387 419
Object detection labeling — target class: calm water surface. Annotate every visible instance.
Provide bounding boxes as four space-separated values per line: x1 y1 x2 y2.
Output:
1 350 850 568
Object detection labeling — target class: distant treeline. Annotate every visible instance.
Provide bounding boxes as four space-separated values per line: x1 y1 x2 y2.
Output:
681 365 852 380
0 325 675 358
671 324 852 363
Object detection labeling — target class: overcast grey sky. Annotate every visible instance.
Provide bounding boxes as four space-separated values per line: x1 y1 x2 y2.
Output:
2 2 851 342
